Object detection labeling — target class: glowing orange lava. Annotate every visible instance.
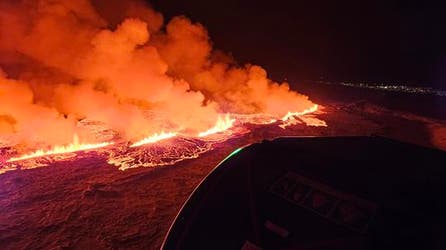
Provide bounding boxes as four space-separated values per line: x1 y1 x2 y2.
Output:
129 114 237 148
198 114 236 137
281 104 319 122
279 105 326 128
6 134 113 163
130 132 178 147
2 107 325 167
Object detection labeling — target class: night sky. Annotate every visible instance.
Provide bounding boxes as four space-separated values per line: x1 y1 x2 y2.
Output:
150 0 446 88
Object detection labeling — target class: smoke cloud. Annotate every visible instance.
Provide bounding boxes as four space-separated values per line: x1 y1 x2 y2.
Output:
0 0 315 147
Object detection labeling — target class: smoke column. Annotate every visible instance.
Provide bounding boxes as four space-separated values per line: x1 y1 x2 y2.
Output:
0 0 315 148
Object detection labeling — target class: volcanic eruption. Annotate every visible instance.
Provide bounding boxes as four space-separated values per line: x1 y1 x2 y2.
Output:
0 0 326 173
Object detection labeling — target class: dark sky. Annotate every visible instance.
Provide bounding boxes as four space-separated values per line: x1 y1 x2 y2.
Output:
149 0 446 88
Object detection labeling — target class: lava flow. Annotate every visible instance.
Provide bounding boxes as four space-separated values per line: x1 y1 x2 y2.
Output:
0 0 327 173
198 114 236 137
131 132 178 147
6 134 113 163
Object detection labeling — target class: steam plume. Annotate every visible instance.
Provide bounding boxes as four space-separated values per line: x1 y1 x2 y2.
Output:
0 0 315 147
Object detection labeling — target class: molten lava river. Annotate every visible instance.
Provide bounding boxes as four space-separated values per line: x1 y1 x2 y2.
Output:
1 108 325 174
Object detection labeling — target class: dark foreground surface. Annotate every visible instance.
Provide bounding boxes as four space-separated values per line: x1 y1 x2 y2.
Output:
164 136 446 249
1 99 446 249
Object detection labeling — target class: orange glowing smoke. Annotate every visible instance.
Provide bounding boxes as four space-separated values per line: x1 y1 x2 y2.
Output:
0 0 324 164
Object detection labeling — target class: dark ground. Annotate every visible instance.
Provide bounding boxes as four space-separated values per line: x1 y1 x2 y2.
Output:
1 86 446 249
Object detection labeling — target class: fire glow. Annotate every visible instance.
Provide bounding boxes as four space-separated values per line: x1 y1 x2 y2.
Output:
130 132 178 147
198 115 236 137
279 105 327 128
281 104 319 122
0 0 327 171
6 134 113 163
